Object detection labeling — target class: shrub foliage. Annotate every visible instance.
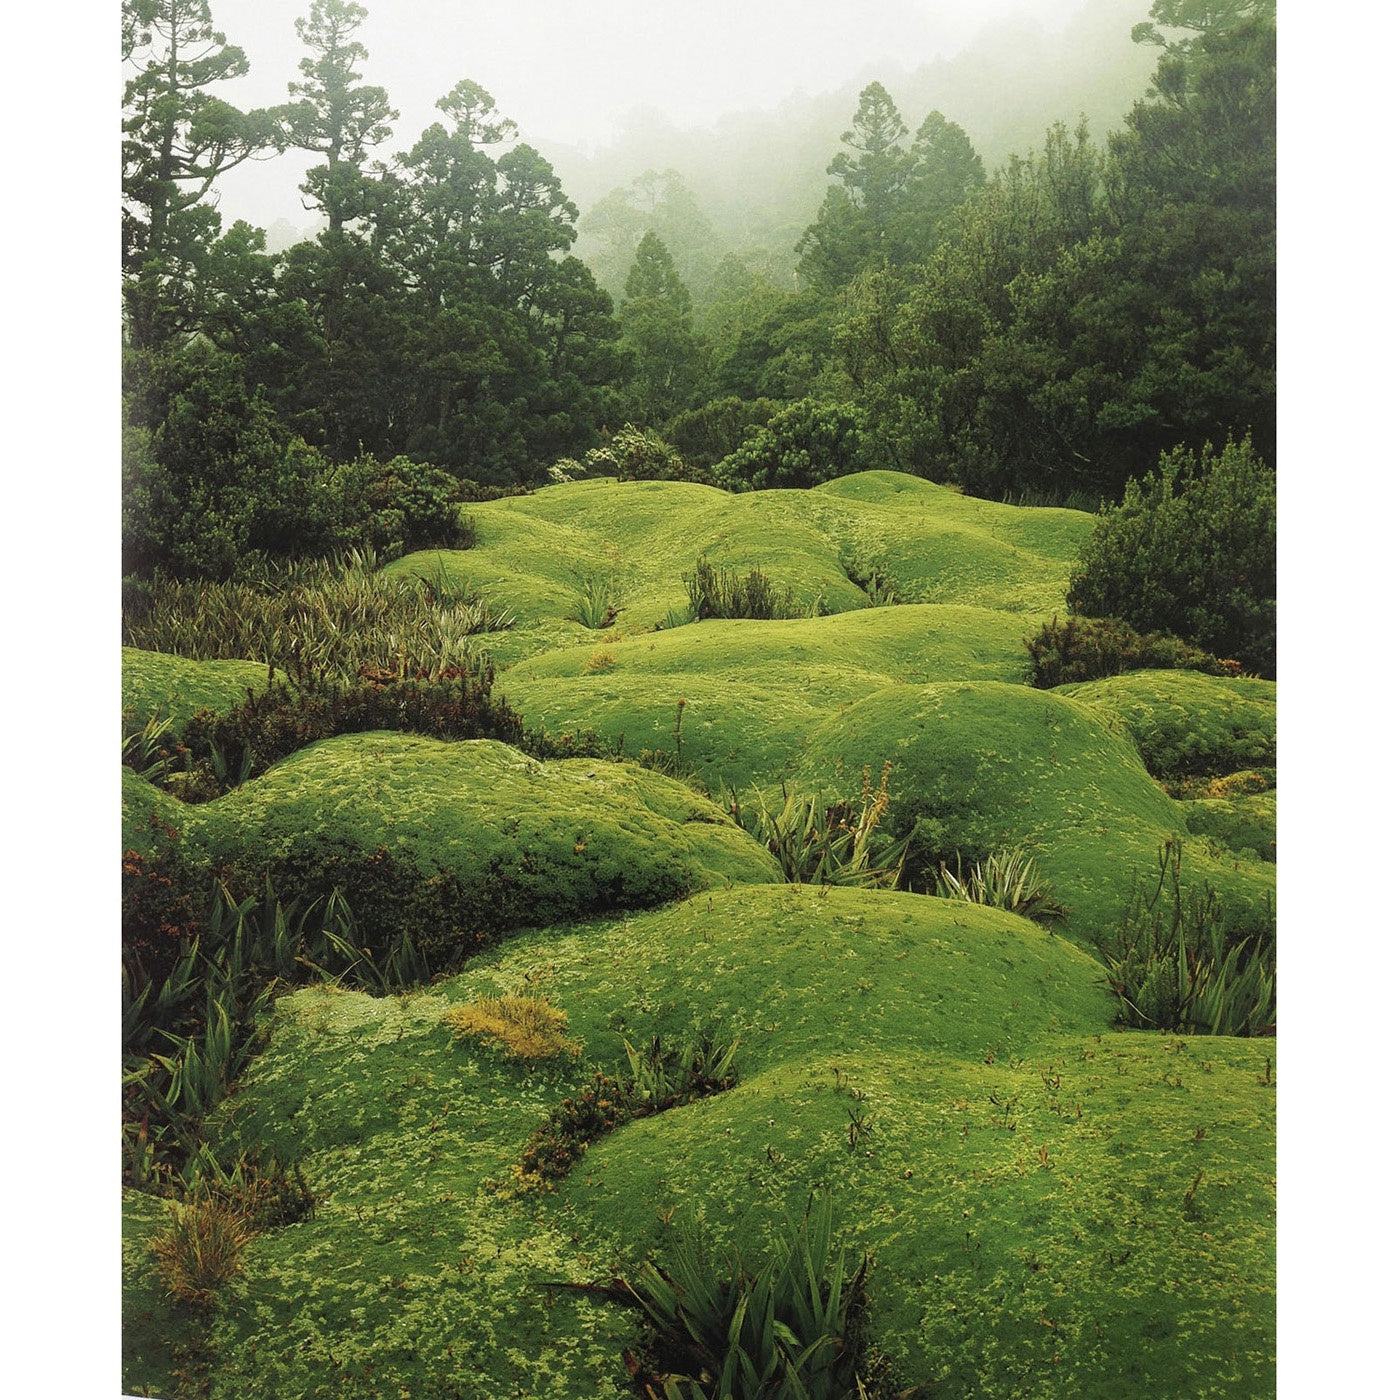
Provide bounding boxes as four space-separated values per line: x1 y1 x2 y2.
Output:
1025 614 1242 688
1066 438 1275 676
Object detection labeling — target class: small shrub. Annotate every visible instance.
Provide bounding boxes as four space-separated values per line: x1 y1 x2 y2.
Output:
518 1031 740 1187
666 396 780 469
931 847 1069 927
1099 841 1275 1036
712 397 882 491
149 1193 254 1308
167 667 525 800
1025 614 1241 688
585 424 700 482
684 556 803 621
518 1072 627 1185
583 650 617 673
443 995 579 1061
729 766 907 889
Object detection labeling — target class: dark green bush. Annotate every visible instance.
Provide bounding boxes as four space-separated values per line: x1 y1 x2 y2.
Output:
123 344 475 578
1025 614 1242 688
666 396 781 469
1066 437 1275 676
713 397 884 491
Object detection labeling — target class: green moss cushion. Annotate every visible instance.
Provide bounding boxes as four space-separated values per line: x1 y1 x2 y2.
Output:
123 646 276 735
177 734 780 961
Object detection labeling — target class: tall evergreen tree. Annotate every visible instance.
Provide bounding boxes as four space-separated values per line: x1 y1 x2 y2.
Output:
122 0 279 348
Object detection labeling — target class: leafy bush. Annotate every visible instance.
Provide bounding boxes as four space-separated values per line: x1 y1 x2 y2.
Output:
442 995 579 1061
684 557 803 621
729 767 908 889
1025 614 1241 688
123 345 476 577
1099 841 1275 1036
666 396 780 468
713 397 883 491
149 1193 254 1308
623 1193 872 1400
931 847 1070 926
1066 437 1275 676
585 423 706 482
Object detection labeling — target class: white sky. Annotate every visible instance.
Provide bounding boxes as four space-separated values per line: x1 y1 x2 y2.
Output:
204 0 1098 230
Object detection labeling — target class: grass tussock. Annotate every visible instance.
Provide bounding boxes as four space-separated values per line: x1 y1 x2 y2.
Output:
123 549 513 682
931 846 1070 927
685 556 804 622
149 1193 254 1308
443 994 580 1061
622 1192 873 1400
1100 841 1275 1036
729 765 907 889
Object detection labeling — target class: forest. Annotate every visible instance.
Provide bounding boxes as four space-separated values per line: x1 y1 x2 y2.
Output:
120 2 1278 1397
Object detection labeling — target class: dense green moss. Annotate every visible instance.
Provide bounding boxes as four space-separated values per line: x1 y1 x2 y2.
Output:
502 603 1032 790
123 646 276 735
1056 670 1276 783
176 886 1272 1400
177 734 780 959
388 471 1092 663
794 680 1274 944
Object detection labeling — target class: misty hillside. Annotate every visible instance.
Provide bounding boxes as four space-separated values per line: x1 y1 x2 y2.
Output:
547 0 1158 292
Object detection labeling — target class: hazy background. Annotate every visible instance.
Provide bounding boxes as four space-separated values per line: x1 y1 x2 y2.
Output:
207 0 1145 239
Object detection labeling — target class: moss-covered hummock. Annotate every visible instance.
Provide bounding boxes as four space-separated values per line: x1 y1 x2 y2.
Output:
154 885 1273 1400
501 603 1034 791
387 471 1093 662
122 646 276 735
794 679 1275 944
175 733 780 955
1056 670 1276 783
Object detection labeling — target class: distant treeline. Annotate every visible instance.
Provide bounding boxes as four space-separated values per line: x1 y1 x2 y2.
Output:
123 0 1274 574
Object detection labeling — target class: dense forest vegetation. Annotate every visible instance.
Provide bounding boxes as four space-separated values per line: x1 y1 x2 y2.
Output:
123 0 1274 557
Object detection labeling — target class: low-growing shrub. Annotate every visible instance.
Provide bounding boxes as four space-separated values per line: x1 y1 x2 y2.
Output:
149 1193 254 1308
1025 614 1242 688
931 847 1070 927
585 424 706 482
443 995 579 1062
684 556 803 622
729 766 907 889
666 396 780 470
518 1072 627 1184
518 1031 740 1187
1099 841 1275 1036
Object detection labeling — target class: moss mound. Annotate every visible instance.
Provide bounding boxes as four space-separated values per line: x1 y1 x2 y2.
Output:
794 680 1273 944
174 885 1273 1400
1056 670 1276 783
501 603 1033 791
176 734 780 962
388 472 1092 663
123 646 275 735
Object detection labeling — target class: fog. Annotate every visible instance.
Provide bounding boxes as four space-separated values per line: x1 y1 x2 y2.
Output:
203 0 1124 235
